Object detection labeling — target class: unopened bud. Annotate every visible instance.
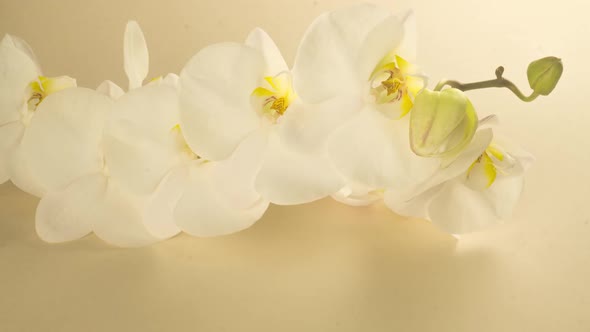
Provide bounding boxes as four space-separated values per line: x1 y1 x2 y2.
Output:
410 88 478 158
527 56 563 96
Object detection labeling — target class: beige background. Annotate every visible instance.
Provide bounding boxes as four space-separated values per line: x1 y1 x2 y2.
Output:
1 0 589 331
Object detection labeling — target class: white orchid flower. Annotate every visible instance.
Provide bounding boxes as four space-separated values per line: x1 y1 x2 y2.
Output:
179 28 351 205
101 21 269 240
19 86 167 247
0 34 76 196
19 22 182 247
292 3 441 205
384 126 534 234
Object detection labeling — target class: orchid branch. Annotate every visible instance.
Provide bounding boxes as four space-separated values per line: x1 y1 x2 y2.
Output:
433 66 539 102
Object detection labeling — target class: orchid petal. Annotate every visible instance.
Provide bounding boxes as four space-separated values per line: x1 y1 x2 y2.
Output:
393 128 492 205
435 128 494 185
21 88 112 192
326 110 398 189
491 136 535 171
174 162 269 237
179 42 264 160
427 180 497 234
485 169 525 219
245 28 288 75
124 21 149 90
96 80 125 100
384 184 441 219
35 174 102 243
0 35 38 125
104 84 185 195
332 185 382 207
213 129 268 209
91 177 160 247
162 73 180 88
327 109 437 190
2 34 41 73
0 122 23 184
357 15 404 83
255 130 345 205
40 75 77 95
142 167 185 239
277 96 361 154
383 129 493 218
9 145 46 197
397 11 417 63
292 3 390 103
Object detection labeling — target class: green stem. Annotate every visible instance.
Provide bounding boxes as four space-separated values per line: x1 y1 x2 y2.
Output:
434 66 539 102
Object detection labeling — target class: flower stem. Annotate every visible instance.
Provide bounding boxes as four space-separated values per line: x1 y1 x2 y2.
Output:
433 66 539 102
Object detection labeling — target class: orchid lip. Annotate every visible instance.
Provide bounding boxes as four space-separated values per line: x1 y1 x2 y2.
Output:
367 54 423 118
466 143 517 190
251 71 296 121
25 75 77 112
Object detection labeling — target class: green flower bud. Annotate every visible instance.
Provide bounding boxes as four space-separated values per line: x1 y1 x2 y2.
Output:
527 56 563 96
410 88 478 158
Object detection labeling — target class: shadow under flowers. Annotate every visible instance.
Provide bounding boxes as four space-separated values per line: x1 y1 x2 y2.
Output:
147 198 500 332
0 181 500 332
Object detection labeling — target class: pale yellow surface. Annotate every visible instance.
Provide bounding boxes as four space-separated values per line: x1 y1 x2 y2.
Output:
0 0 589 331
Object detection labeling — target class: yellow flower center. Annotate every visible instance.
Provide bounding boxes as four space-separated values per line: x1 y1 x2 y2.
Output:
251 72 296 121
26 75 77 111
466 143 515 190
369 54 423 118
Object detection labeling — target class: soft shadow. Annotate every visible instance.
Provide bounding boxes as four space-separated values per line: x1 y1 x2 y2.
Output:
1 182 501 331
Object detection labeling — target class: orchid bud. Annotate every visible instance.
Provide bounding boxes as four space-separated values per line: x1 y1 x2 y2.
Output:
410 88 478 158
527 56 563 96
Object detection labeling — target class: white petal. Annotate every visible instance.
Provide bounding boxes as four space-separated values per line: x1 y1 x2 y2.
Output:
332 185 382 206
277 96 362 154
162 73 180 88
179 42 264 160
427 180 497 234
255 130 345 205
492 135 535 171
245 28 288 75
2 34 42 73
478 114 499 128
21 88 112 192
142 167 186 239
384 128 494 220
92 178 160 247
292 3 391 103
174 162 269 237
35 174 102 243
96 80 125 100
104 84 184 194
212 129 269 209
0 36 39 125
124 21 149 90
397 11 417 62
428 128 494 191
384 184 441 219
485 165 525 219
327 109 437 190
0 122 24 184
357 15 404 82
9 144 46 197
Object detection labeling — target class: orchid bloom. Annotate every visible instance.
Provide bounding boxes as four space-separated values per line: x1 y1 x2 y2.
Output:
291 3 439 205
0 35 76 196
20 22 179 247
384 124 534 234
179 28 351 205
102 22 269 239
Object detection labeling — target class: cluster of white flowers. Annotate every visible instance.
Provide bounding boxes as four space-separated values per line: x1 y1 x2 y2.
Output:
1 4 549 247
